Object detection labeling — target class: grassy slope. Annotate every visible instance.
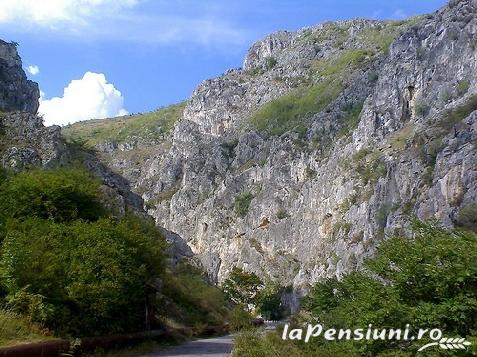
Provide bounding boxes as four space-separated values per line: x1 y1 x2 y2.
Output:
62 102 186 147
249 19 421 138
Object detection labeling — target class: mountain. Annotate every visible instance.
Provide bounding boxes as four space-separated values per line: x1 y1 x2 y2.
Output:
64 0 477 305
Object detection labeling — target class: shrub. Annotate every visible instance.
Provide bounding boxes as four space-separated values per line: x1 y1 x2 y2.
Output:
265 57 278 70
229 306 254 332
158 264 228 330
239 222 477 355
0 215 166 335
415 101 430 117
457 80 471 97
0 168 104 223
276 209 290 220
440 93 477 131
234 193 254 217
62 102 186 147
456 204 477 233
305 167 317 180
339 101 364 137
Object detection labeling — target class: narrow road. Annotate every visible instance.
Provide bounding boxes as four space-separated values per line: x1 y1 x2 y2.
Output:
142 335 234 357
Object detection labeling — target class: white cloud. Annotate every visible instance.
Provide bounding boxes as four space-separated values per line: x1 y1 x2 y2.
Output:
0 0 248 47
0 0 139 27
27 65 40 76
39 72 128 126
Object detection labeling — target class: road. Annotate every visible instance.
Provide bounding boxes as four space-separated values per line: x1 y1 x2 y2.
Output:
141 335 234 357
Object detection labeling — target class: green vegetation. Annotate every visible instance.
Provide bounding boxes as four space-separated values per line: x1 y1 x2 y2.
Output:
358 19 420 52
158 264 229 335
415 100 430 117
0 309 50 346
338 101 364 137
223 267 263 308
250 47 376 138
250 79 342 137
234 192 254 217
234 221 477 355
62 102 186 147
265 57 278 70
457 79 471 97
0 167 229 344
456 204 477 233
223 267 286 322
313 49 373 78
304 167 317 180
440 93 477 131
276 209 290 220
352 150 387 186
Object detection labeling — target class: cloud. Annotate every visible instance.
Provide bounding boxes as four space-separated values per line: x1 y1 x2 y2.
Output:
27 65 40 76
0 0 248 48
0 0 139 27
39 72 128 126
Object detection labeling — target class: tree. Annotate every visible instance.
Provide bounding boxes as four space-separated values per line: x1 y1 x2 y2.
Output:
223 267 264 309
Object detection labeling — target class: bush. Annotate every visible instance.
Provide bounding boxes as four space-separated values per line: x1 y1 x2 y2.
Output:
0 168 104 223
250 79 342 137
456 204 477 233
235 222 477 355
0 216 166 335
440 93 477 131
234 193 254 217
457 80 471 97
229 306 254 332
158 264 229 330
415 101 430 117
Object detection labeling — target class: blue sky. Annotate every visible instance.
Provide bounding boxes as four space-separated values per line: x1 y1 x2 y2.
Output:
0 0 447 125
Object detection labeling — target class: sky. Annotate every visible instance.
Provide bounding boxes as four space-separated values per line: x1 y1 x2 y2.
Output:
0 0 448 126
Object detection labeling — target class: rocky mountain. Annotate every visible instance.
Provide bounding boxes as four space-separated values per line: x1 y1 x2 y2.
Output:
0 40 39 113
64 0 477 305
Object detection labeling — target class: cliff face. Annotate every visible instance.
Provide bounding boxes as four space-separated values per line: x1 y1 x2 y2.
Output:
64 0 477 301
0 40 39 113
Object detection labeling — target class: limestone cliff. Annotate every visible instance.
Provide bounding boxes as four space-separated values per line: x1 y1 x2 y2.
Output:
64 0 477 304
0 40 39 113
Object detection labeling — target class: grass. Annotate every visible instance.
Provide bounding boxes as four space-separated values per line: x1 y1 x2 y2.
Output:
0 309 50 347
387 123 416 151
62 102 186 147
234 192 254 217
249 48 375 138
339 101 365 137
250 78 343 137
457 79 471 97
439 93 477 131
358 17 424 52
313 49 373 78
158 264 229 333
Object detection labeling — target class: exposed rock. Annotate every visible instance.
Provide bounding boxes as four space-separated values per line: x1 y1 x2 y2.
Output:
0 40 39 113
64 0 477 306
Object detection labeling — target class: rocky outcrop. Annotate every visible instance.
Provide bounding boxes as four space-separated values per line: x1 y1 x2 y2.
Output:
65 0 477 302
0 40 39 113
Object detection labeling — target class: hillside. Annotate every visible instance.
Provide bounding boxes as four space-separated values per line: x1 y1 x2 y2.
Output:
64 0 477 309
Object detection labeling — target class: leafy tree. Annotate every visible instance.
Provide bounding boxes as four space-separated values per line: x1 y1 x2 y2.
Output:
257 282 285 320
0 216 166 335
223 267 264 308
0 168 104 224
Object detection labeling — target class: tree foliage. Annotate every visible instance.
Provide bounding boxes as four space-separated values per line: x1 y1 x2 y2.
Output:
0 168 166 336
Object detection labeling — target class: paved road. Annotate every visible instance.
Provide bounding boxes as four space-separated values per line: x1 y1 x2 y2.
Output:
142 335 234 357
